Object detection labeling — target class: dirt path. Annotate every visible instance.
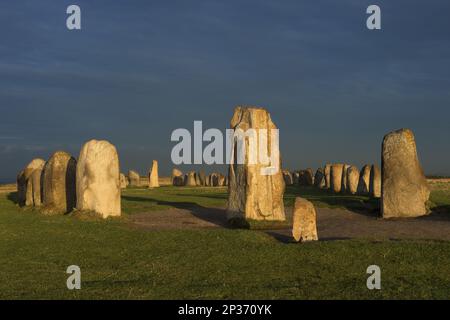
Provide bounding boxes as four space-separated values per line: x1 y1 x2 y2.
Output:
128 206 450 241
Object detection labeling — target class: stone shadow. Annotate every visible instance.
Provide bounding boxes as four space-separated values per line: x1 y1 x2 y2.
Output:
7 191 18 204
122 195 229 228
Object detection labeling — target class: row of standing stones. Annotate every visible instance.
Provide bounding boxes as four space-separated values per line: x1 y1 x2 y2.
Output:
225 106 430 242
121 168 229 188
283 163 381 198
16 106 430 243
17 140 121 218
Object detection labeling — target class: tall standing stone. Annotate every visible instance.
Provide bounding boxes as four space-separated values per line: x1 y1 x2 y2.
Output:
42 151 77 214
227 106 285 222
185 171 197 186
341 164 351 193
330 164 345 193
283 170 293 185
298 169 314 186
31 168 44 207
381 129 430 218
369 165 381 198
198 170 206 186
292 197 318 242
17 158 46 207
314 168 326 189
76 140 121 218
148 160 160 188
128 170 140 187
120 173 129 189
324 164 331 189
292 172 300 185
172 168 184 186
357 165 371 194
195 172 202 186
346 166 360 195
218 174 226 186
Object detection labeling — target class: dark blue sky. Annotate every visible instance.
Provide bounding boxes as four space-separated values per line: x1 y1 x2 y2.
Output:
1 0 450 182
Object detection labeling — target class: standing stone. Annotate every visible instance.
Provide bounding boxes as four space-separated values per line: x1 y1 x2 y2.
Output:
42 151 77 214
292 197 318 242
369 165 381 198
76 140 121 218
227 106 285 222
198 170 206 186
172 168 184 186
218 174 226 186
298 169 314 186
357 165 371 194
381 129 430 218
314 168 326 189
148 160 160 188
128 170 140 187
283 170 293 185
330 164 345 193
31 168 44 207
210 173 219 186
120 173 129 189
292 172 300 185
195 172 202 186
185 171 197 186
341 164 351 192
17 158 46 207
324 164 332 189
346 166 360 195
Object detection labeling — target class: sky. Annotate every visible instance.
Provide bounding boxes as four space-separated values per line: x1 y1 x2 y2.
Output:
1 0 450 183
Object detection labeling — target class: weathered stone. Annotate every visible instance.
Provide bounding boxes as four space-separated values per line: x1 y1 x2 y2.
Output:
42 151 77 214
172 168 184 186
128 170 140 187
324 164 331 189
341 164 351 192
292 172 300 185
346 166 360 195
298 169 314 186
76 140 121 218
198 170 206 186
292 197 318 242
195 172 201 186
148 160 160 188
283 170 293 185
120 173 129 189
357 165 371 194
185 171 197 186
31 168 44 207
17 158 46 206
369 165 381 198
330 164 345 193
314 168 326 189
209 173 219 186
227 106 285 221
381 129 430 218
218 174 226 186
173 176 184 186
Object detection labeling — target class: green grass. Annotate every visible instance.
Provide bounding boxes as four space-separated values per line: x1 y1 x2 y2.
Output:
122 185 374 214
0 187 449 299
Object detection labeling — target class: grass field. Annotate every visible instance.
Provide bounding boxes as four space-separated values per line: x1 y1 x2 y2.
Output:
0 185 449 299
